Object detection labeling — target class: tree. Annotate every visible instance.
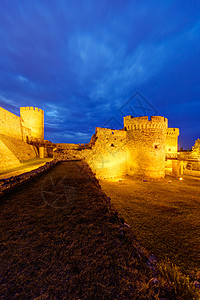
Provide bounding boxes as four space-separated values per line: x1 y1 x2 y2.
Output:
192 138 200 156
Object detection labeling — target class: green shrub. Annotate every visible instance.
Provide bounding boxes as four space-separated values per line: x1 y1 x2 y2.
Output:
158 258 200 300
192 138 200 156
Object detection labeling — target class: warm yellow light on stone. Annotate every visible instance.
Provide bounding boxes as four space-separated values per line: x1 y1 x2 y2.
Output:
92 151 127 179
65 116 180 180
1 105 181 180
124 116 168 178
0 106 44 172
20 106 44 139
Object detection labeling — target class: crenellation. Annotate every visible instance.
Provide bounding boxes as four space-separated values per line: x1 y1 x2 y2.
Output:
123 115 169 178
0 106 44 142
72 114 178 179
20 106 44 139
166 128 179 154
20 106 44 113
167 128 179 136
0 105 180 179
124 115 168 131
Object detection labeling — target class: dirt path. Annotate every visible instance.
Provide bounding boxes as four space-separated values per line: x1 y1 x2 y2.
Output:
0 161 173 299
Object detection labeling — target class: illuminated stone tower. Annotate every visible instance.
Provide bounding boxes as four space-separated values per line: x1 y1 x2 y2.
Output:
20 106 44 140
124 115 168 178
166 128 179 154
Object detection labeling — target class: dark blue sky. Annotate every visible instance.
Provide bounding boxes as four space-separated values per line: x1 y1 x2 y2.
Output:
0 0 199 148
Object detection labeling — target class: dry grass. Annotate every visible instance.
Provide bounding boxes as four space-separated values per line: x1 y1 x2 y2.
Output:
157 258 199 299
0 161 178 299
100 175 200 275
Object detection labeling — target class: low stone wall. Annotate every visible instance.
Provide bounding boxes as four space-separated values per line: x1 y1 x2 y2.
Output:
178 151 192 160
185 160 200 171
165 158 200 177
0 160 59 196
53 149 81 161
55 143 80 150
53 129 127 179
183 169 200 177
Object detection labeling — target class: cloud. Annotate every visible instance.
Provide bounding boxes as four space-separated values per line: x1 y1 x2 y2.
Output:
0 95 16 106
17 75 29 82
0 1 199 146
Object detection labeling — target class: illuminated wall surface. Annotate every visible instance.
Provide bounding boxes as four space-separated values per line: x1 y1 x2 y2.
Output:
166 128 179 153
124 116 168 178
0 106 22 139
0 106 44 141
20 107 44 139
81 128 128 179
0 106 44 171
0 105 179 178
79 116 179 179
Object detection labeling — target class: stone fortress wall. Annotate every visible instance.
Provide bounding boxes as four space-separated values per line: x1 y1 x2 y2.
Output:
0 106 44 172
80 127 128 179
0 105 181 179
0 106 23 139
0 106 44 142
20 106 44 140
124 116 168 178
78 116 177 179
53 115 179 179
166 128 179 154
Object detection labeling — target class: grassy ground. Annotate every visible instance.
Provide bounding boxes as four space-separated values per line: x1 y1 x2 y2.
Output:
0 161 179 299
100 175 200 276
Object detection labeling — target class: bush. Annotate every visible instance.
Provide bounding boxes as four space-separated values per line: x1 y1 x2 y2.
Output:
192 138 200 156
158 258 200 300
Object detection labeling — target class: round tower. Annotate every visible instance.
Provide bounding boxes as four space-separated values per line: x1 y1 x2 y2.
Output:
124 115 168 178
20 106 44 140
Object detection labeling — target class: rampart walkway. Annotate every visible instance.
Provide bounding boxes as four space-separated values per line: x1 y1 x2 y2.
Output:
0 158 53 179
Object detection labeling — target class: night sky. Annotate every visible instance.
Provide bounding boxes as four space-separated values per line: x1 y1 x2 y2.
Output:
0 1 200 148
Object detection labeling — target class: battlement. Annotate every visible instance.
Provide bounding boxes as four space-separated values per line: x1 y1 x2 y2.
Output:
20 106 44 139
96 127 126 138
0 104 180 179
124 115 168 130
20 106 44 114
167 128 179 136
